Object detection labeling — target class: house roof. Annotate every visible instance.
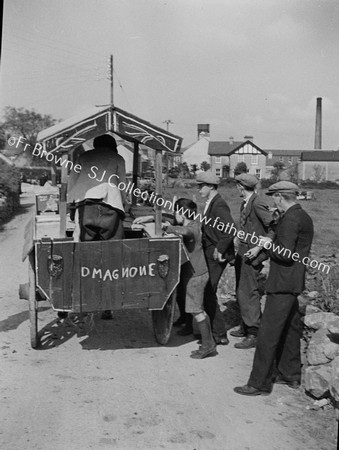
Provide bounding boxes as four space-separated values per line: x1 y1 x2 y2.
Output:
208 141 242 156
301 151 339 162
265 149 304 156
208 140 267 156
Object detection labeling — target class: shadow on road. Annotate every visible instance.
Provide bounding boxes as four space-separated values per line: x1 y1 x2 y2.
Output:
34 309 195 351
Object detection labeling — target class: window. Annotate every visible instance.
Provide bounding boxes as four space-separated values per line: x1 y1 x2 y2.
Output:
279 156 284 162
215 156 221 164
215 168 221 176
251 154 258 165
268 151 272 159
255 169 261 179
288 156 292 164
237 154 245 163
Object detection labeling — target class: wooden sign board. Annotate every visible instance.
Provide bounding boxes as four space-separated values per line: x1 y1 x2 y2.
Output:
35 237 181 312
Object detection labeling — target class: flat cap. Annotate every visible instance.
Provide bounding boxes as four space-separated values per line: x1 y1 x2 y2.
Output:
196 170 220 185
93 134 117 150
265 181 299 195
235 173 258 188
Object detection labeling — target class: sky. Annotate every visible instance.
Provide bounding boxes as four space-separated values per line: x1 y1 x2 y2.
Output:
1 0 339 150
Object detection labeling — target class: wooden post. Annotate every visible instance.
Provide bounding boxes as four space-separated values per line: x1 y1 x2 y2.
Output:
132 141 139 206
59 154 68 237
155 149 163 236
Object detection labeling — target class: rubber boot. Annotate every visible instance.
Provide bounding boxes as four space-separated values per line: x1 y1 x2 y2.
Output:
191 316 217 359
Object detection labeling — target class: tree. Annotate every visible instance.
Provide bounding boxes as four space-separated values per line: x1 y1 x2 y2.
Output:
270 161 285 181
234 162 248 176
0 106 58 147
200 161 211 172
190 163 198 176
179 162 190 178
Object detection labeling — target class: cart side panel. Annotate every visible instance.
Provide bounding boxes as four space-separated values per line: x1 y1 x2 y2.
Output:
35 237 181 312
36 240 74 310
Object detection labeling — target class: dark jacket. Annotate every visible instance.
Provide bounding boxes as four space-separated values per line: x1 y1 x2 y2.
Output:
265 204 313 295
240 193 274 249
201 193 235 262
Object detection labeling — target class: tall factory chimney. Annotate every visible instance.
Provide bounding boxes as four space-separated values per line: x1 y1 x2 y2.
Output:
314 97 322 149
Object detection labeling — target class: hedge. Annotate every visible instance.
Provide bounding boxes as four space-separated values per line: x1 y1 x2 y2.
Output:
0 161 21 227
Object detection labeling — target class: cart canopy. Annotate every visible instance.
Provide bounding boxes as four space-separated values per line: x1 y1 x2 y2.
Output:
37 106 182 154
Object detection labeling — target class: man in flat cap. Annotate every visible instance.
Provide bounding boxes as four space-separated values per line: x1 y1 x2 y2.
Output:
234 181 313 395
67 134 127 319
232 173 274 349
196 170 236 346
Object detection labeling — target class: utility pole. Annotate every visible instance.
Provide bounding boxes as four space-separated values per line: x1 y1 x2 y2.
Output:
110 54 114 107
163 120 173 186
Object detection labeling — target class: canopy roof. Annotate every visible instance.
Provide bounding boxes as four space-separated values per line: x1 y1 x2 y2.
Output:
37 105 182 154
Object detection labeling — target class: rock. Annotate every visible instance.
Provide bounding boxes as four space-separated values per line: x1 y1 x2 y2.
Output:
328 319 339 335
323 342 339 361
305 305 321 315
304 364 332 399
307 291 319 299
303 312 338 330
307 328 332 365
329 357 339 401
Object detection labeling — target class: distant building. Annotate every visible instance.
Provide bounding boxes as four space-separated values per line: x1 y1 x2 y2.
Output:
181 124 211 170
299 151 339 182
209 136 267 179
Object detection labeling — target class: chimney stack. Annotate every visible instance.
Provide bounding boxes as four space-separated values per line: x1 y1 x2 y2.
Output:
314 97 322 149
197 124 210 139
244 135 254 141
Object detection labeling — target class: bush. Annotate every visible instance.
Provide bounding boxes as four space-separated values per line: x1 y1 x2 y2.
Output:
0 161 21 226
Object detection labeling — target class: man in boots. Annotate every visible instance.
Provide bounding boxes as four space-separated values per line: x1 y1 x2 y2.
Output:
233 173 274 349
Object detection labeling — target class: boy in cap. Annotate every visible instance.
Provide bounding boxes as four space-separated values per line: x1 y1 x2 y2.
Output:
234 181 313 395
233 173 274 349
163 198 217 359
196 170 235 345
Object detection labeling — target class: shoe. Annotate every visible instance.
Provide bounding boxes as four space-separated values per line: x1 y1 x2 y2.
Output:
214 334 230 345
173 317 186 327
234 384 270 396
101 310 113 320
234 335 257 349
177 326 193 336
230 329 246 338
274 374 300 389
190 344 217 359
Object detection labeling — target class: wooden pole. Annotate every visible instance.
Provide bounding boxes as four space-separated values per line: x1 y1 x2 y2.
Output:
110 55 114 107
132 141 139 206
155 149 163 236
59 154 68 237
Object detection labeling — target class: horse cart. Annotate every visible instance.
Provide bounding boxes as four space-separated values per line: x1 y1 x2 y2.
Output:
20 106 184 348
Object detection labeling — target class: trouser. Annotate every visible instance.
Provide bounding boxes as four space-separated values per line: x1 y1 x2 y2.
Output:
78 202 124 241
248 293 303 392
235 253 262 336
203 244 227 337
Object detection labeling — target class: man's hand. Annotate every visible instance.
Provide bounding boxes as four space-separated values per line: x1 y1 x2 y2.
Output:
244 246 261 260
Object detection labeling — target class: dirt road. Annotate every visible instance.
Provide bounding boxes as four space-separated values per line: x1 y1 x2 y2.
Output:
0 192 336 450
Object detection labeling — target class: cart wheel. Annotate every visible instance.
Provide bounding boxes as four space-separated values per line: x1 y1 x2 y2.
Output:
152 290 176 345
28 252 39 349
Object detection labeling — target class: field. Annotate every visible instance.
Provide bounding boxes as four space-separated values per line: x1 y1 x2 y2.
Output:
162 184 339 261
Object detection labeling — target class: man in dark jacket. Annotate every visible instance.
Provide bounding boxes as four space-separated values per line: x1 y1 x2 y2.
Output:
232 173 274 349
234 181 314 395
197 170 235 345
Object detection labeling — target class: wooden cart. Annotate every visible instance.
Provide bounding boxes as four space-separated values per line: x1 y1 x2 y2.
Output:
20 105 184 348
